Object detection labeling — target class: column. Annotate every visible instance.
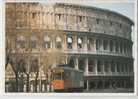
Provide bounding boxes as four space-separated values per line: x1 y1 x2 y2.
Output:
39 54 42 92
124 80 126 88
85 58 88 75
73 35 77 50
38 12 40 28
23 84 26 92
65 57 68 65
64 35 67 50
37 84 39 92
65 13 68 29
113 41 116 53
86 80 89 91
100 39 103 51
107 40 110 52
30 83 33 92
102 61 105 74
40 10 43 28
5 84 8 92
42 83 45 92
122 42 125 55
95 59 98 74
95 81 98 89
118 41 121 54
120 63 122 74
52 36 55 49
94 39 96 52
109 81 112 88
109 61 112 74
75 57 79 70
52 36 56 68
115 62 118 74
84 35 88 51
102 80 105 89
52 12 55 29
91 38 95 51
63 14 66 27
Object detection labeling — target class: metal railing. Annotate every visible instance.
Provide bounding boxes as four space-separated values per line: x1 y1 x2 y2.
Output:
84 71 134 76
64 49 132 58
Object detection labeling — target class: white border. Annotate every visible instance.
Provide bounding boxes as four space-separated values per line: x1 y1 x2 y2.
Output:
4 0 137 3
134 0 138 95
1 0 137 96
0 0 5 96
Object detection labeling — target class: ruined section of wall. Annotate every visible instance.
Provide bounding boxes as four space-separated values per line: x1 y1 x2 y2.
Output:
54 3 133 40
6 3 133 40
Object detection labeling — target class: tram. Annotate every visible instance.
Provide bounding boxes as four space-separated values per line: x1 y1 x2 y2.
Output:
51 66 84 92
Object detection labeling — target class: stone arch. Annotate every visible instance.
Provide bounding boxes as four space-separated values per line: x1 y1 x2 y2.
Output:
16 35 26 48
30 58 39 73
30 35 38 48
16 58 27 73
68 57 75 68
56 36 62 49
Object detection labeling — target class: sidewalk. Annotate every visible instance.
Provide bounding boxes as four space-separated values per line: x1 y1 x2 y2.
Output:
83 88 134 93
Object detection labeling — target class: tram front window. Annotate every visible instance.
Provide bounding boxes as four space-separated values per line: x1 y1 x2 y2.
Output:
54 73 62 80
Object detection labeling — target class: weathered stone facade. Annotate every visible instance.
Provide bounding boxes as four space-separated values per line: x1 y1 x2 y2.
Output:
5 3 134 92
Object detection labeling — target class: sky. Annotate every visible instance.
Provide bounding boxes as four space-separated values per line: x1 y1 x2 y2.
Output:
4 0 136 21
40 0 135 21
42 0 136 41
86 3 135 21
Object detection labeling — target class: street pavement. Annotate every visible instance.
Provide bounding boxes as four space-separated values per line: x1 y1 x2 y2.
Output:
83 88 134 93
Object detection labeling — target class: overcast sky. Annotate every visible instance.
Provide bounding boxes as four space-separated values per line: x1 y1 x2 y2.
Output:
40 0 135 21
4 0 135 21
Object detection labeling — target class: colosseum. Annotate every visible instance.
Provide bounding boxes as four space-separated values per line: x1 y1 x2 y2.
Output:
5 2 134 92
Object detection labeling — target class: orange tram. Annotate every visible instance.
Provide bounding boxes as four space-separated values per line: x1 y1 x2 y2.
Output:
51 67 84 92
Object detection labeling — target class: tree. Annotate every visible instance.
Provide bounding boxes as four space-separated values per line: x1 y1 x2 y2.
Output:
7 55 26 92
17 58 26 92
30 58 39 92
41 31 67 92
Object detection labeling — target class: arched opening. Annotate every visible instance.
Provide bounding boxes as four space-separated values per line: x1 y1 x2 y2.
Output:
44 35 51 49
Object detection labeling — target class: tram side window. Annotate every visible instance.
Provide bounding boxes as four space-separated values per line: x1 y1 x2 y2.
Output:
79 72 83 81
54 73 62 80
76 72 81 81
63 70 70 80
62 72 66 80
78 59 85 71
70 71 75 80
